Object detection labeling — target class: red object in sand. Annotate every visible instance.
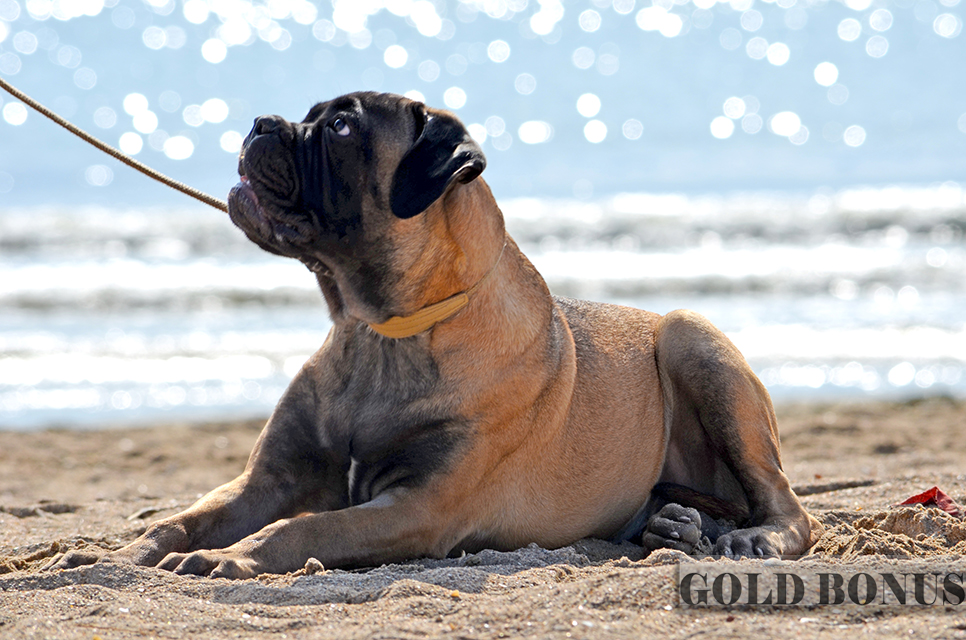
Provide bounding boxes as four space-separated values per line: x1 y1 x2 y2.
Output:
897 486 963 518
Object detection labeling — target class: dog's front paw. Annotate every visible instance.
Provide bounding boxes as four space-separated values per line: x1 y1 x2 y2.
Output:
713 529 780 559
642 503 703 554
158 550 260 579
43 540 178 572
47 521 192 571
42 549 105 571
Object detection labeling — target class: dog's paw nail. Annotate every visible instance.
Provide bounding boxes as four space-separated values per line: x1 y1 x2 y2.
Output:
304 557 324 574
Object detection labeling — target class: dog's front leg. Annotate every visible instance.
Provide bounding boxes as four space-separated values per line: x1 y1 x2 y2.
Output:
116 460 335 567
42 475 275 570
47 449 342 571
157 492 451 579
47 391 349 571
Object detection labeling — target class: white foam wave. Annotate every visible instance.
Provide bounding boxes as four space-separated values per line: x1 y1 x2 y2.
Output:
729 325 966 362
531 244 904 283
0 258 317 296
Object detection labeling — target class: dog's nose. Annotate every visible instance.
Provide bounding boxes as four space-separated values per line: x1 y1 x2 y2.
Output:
251 115 286 137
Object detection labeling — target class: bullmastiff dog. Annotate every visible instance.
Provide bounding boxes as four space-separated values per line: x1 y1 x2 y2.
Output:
50 91 822 579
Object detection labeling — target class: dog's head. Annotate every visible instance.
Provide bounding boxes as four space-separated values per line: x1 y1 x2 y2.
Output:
227 91 495 324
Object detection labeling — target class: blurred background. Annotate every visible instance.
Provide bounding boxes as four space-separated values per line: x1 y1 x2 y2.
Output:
0 0 964 429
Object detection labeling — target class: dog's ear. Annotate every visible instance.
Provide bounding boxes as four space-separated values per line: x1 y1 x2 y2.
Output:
390 105 486 219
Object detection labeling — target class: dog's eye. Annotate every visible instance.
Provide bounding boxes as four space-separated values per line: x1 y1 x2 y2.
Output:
330 118 351 137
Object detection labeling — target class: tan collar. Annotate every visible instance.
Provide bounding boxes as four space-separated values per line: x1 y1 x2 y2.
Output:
368 242 507 339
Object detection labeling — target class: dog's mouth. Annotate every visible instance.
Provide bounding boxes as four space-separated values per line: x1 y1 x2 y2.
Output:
230 174 258 211
227 175 273 245
227 173 293 252
226 118 306 245
227 174 334 276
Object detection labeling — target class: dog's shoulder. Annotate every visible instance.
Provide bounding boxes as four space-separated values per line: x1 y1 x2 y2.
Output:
552 295 661 358
553 295 661 334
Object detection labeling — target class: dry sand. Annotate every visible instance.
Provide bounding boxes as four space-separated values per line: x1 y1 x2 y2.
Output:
1 398 966 638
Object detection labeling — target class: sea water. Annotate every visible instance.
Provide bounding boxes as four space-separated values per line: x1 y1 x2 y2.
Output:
0 0 964 428
1 184 964 429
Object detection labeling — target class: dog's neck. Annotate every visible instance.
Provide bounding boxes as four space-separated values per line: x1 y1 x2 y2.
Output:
366 240 507 339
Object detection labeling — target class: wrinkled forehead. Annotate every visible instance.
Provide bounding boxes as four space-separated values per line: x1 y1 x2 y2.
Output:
301 93 420 149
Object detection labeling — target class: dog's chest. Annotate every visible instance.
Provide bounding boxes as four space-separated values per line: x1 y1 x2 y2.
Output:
320 331 471 506
343 412 468 505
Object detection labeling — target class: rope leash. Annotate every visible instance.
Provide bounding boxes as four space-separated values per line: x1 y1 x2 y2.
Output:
0 75 228 212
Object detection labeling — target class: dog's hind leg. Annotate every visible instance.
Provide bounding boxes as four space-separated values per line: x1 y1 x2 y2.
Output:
613 483 739 552
649 309 823 558
637 483 742 553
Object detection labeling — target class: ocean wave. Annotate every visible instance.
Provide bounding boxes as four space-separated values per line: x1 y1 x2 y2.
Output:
2 183 964 256
1 185 965 427
503 183 966 248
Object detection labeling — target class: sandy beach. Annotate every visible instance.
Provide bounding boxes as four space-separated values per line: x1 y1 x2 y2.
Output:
2 398 965 638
